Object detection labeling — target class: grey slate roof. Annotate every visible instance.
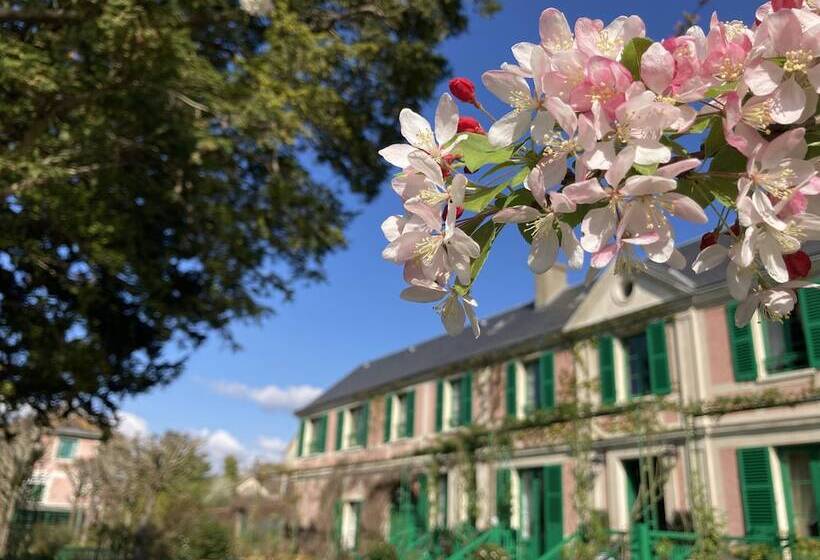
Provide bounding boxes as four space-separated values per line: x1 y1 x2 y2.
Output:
296 238 820 417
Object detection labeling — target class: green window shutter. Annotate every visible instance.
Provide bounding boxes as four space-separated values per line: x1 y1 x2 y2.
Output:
318 415 328 452
505 363 517 417
460 373 472 426
727 302 758 381
360 402 370 447
737 447 777 537
539 352 556 410
647 320 671 395
599 336 616 405
495 468 511 527
57 437 78 459
405 391 415 438
353 502 361 548
297 420 305 457
333 500 342 547
417 473 429 530
799 288 820 368
435 380 444 432
335 411 344 451
543 464 564 551
383 395 393 443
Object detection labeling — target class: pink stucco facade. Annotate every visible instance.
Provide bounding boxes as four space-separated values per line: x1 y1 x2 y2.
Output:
28 428 101 512
287 269 820 555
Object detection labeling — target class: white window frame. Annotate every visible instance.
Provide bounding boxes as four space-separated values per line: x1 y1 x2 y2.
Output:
749 312 816 382
342 404 365 450
442 375 464 431
388 392 411 441
340 501 360 551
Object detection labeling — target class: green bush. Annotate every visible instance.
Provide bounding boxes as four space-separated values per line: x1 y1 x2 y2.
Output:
364 541 398 560
168 517 233 560
15 524 74 558
794 538 820 560
472 543 510 560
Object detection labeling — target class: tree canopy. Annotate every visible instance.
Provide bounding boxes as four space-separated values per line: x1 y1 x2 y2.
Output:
0 0 498 426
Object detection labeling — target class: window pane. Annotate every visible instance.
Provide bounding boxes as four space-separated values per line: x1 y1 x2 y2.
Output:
348 407 362 446
787 451 819 537
766 316 809 373
57 437 77 459
524 360 540 411
450 380 461 427
521 471 531 539
397 396 407 437
624 333 651 397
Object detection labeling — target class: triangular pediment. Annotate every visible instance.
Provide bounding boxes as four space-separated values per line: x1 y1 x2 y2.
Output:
563 266 690 332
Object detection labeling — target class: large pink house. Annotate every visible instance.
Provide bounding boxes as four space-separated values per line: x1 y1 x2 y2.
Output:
286 240 820 557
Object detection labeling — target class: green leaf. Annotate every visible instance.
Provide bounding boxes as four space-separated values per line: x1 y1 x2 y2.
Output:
499 188 535 209
676 177 714 209
468 220 504 285
711 145 746 174
686 116 716 135
463 182 509 213
677 174 738 209
620 37 653 80
705 82 738 98
560 201 606 229
704 119 727 158
510 166 530 188
633 163 658 175
456 133 515 172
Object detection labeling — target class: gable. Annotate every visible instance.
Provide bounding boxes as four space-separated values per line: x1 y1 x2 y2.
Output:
563 267 688 333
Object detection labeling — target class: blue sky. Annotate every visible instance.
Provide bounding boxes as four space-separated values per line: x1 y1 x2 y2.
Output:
121 0 755 468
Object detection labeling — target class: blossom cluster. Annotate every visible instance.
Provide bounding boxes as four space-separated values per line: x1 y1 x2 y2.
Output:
379 1 820 337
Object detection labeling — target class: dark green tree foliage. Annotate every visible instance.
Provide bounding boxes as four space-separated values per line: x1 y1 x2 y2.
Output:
0 0 498 426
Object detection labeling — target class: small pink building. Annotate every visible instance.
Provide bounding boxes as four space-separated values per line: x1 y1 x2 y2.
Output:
285 239 820 557
18 421 101 524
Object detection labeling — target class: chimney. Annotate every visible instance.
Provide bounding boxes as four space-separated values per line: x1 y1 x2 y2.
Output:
535 265 567 308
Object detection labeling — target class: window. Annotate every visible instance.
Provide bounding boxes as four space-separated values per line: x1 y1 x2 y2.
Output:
523 358 541 413
340 501 361 550
396 394 408 437
56 437 78 459
22 483 45 504
764 315 810 374
449 378 462 428
783 451 820 537
623 332 652 398
308 416 327 454
347 406 365 448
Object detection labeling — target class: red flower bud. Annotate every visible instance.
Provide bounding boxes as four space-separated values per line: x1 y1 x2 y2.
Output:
449 77 476 104
700 232 718 251
773 0 802 10
441 205 465 221
457 116 484 135
785 250 812 280
730 223 741 237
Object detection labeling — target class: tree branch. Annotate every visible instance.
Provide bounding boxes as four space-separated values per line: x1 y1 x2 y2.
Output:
0 8 82 24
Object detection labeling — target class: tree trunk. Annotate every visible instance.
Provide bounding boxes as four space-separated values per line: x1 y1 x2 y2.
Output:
0 423 45 556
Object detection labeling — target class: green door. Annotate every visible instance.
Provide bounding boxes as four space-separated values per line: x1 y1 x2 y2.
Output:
625 458 668 557
519 469 544 557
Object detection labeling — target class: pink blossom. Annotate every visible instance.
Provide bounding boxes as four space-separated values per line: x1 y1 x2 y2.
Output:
569 56 634 118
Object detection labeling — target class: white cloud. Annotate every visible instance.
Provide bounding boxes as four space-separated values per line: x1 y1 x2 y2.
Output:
257 436 289 461
116 411 150 439
196 428 246 470
211 381 322 412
